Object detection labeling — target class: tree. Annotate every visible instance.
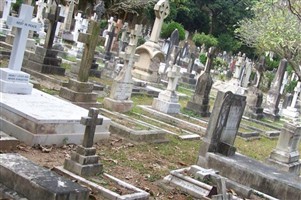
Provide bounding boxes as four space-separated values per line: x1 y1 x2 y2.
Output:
235 0 301 80
286 0 301 21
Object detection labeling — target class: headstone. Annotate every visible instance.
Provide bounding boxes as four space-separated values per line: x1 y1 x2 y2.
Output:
200 44 206 54
163 29 179 73
118 22 129 52
0 4 41 94
62 0 79 41
152 48 182 114
282 81 301 118
267 122 301 175
111 19 123 52
103 24 142 113
104 24 115 61
197 91 246 166
186 47 215 117
1 0 16 25
104 16 114 46
59 20 105 108
93 1 105 21
280 71 288 94
33 0 47 44
245 56 265 119
263 59 288 120
241 59 252 88
132 0 169 83
64 108 103 176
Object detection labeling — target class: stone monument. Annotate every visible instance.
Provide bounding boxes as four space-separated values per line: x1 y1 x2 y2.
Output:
0 0 16 29
62 0 79 41
64 108 103 176
59 20 105 108
197 91 246 166
244 56 265 119
103 24 142 113
132 0 169 83
267 121 301 175
0 4 41 95
152 48 182 114
282 82 301 118
263 59 288 120
185 47 215 117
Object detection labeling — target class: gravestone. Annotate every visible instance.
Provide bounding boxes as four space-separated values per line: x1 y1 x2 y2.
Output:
64 108 103 176
24 2 66 75
152 48 182 114
60 20 105 109
0 0 16 29
267 122 301 175
0 4 41 95
104 24 115 61
241 59 252 88
33 0 47 44
111 19 123 52
245 56 265 119
186 47 215 117
104 16 115 46
280 71 288 94
62 0 79 41
0 153 89 200
103 24 142 113
282 81 301 118
132 0 169 83
197 91 246 166
263 59 288 120
118 22 129 53
181 46 200 86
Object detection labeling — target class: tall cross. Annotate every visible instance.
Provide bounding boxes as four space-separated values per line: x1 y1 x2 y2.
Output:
150 0 170 43
204 47 215 73
80 108 103 148
6 4 41 71
117 24 142 82
77 20 104 82
64 0 79 31
2 0 16 21
104 25 115 60
44 4 65 49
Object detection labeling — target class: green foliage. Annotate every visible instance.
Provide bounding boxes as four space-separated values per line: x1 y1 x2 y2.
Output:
100 19 108 29
199 53 207 65
12 0 22 12
192 33 218 47
213 57 228 70
160 21 186 41
285 80 298 93
217 33 241 52
265 58 280 71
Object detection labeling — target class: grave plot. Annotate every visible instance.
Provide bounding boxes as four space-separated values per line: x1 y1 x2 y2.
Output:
99 108 169 143
163 165 277 200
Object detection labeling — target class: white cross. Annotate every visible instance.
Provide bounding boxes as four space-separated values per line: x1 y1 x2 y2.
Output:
150 0 170 43
2 0 16 21
6 4 41 71
35 0 47 24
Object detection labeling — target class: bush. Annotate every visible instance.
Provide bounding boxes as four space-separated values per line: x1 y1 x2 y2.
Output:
161 21 185 41
285 80 297 93
265 57 279 71
217 33 241 52
192 32 218 47
199 53 207 65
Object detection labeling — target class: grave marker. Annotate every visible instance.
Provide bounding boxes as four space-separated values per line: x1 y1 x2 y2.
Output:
0 4 41 94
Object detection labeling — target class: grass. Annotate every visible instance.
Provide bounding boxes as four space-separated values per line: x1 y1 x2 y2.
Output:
177 86 194 97
40 88 59 95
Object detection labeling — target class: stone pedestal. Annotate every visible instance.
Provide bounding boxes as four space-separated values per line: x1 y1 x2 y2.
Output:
0 68 33 94
24 46 65 75
181 72 196 85
64 145 102 177
267 122 301 175
152 90 181 114
59 79 100 109
282 107 300 118
245 86 264 119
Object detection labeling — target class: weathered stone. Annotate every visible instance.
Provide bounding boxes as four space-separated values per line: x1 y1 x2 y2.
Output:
0 153 89 200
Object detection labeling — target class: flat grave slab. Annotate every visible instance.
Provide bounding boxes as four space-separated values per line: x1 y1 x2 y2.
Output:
0 89 111 146
0 153 90 200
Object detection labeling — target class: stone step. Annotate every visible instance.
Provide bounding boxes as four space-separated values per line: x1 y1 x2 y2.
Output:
0 182 28 200
0 153 90 200
0 131 19 152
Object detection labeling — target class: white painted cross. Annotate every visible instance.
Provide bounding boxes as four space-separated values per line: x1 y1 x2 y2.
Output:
150 0 170 43
2 0 16 21
7 4 41 71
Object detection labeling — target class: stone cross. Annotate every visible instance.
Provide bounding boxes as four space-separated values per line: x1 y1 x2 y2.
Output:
164 29 179 72
77 20 104 82
204 47 215 73
64 0 79 31
93 1 105 21
188 47 200 73
104 16 115 46
200 44 206 54
80 108 103 148
119 22 129 52
2 0 16 22
44 4 65 49
73 12 82 41
6 4 41 71
149 0 170 43
104 25 115 60
290 82 301 109
166 63 181 92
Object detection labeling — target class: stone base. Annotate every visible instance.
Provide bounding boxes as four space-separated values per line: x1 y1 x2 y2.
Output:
0 131 19 152
263 110 280 121
244 107 264 120
0 68 33 94
186 101 210 117
266 158 301 175
282 107 300 118
152 98 181 114
62 31 74 42
0 153 90 200
64 145 102 177
59 87 98 102
197 152 301 199
0 89 110 146
103 98 133 113
132 69 160 83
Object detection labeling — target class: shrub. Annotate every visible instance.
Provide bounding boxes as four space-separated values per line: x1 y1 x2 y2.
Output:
161 21 185 41
192 32 218 47
285 80 297 93
199 53 207 65
217 33 241 52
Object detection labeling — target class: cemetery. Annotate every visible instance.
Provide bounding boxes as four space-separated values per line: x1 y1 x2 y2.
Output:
0 0 300 199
